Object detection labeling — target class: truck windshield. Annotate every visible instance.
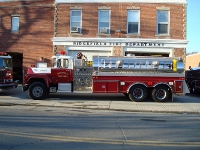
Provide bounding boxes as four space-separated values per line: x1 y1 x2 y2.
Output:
52 58 69 68
0 58 12 68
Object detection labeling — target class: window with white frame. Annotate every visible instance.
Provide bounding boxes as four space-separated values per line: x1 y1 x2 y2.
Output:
98 10 110 34
70 10 82 33
157 10 169 34
127 10 140 34
11 16 20 32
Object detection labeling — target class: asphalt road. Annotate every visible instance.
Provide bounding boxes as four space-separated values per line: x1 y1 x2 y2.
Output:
0 106 200 150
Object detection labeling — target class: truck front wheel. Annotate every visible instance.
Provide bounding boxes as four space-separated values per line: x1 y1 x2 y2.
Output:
128 85 148 102
152 85 170 102
28 82 47 100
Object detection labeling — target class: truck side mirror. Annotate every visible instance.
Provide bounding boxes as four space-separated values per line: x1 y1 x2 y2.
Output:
189 66 192 70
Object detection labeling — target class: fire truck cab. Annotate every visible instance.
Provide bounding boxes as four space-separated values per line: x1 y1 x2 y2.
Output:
0 52 19 90
23 52 189 102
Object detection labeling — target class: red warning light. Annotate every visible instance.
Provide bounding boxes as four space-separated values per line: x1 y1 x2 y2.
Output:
60 51 66 55
0 52 8 56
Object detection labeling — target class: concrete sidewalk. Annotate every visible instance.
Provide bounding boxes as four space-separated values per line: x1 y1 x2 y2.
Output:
0 87 200 114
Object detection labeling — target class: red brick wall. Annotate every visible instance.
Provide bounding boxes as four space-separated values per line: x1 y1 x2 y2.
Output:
0 1 186 68
0 0 54 69
56 3 185 39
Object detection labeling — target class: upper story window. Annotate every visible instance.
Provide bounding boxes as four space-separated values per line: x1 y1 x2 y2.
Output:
11 16 20 32
157 10 169 35
127 10 140 34
70 10 82 33
98 10 110 34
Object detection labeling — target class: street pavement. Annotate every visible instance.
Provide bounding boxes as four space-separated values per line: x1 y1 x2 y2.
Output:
0 85 200 114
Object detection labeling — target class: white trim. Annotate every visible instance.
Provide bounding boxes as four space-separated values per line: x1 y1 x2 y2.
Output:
55 0 187 4
51 37 188 48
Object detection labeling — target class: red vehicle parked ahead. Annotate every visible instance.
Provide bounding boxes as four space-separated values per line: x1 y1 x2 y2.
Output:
0 52 18 90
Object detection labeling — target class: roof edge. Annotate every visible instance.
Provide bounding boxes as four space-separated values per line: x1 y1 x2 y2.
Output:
55 0 187 4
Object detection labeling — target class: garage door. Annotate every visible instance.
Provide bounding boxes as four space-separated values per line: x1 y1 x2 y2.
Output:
68 50 111 61
124 47 172 57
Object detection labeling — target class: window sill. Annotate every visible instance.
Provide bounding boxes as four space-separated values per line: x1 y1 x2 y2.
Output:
10 31 20 33
96 33 111 37
155 34 171 38
68 33 83 37
125 33 141 38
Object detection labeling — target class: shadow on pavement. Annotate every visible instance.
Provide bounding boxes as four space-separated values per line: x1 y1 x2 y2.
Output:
0 85 200 103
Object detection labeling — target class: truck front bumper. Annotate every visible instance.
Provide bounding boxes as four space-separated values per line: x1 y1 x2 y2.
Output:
0 80 19 90
22 84 29 91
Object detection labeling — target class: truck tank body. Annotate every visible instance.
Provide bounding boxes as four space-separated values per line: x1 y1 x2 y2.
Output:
92 56 184 73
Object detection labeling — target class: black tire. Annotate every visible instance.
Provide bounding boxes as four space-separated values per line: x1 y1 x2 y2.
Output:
152 85 170 102
128 85 148 102
189 84 196 94
28 82 47 100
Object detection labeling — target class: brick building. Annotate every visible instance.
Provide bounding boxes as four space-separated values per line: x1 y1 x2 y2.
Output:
53 0 188 61
0 0 54 81
0 0 188 81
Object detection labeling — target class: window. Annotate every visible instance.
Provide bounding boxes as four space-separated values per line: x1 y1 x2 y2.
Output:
0 58 12 68
127 10 140 34
157 10 169 34
70 10 82 33
98 10 110 34
63 59 69 68
11 16 19 32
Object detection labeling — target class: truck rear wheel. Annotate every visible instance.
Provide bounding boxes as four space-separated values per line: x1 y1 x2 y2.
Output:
128 85 148 102
189 84 197 94
28 82 47 100
152 85 169 102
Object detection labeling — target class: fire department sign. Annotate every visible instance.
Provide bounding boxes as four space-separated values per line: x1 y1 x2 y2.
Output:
73 41 165 47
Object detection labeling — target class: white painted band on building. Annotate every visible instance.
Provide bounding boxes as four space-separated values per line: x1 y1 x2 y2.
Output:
51 37 188 48
52 37 188 60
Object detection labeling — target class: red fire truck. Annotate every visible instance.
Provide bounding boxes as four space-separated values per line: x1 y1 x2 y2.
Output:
0 52 19 90
22 52 189 102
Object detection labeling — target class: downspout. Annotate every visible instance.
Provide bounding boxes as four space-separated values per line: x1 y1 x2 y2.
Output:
183 2 187 69
53 2 58 55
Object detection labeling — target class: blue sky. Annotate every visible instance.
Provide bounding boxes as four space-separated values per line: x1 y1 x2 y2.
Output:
187 0 200 53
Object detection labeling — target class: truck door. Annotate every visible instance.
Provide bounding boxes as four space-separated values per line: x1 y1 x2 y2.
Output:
51 68 73 83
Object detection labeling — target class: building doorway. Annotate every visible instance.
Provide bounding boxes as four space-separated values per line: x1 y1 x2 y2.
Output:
7 52 23 83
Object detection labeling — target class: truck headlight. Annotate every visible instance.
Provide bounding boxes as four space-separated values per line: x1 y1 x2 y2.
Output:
6 72 12 76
